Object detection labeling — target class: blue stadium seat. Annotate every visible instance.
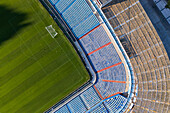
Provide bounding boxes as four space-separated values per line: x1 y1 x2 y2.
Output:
104 95 127 113
95 77 126 98
91 103 108 113
80 87 101 108
54 105 70 113
49 0 60 5
98 63 126 81
47 0 130 112
88 44 121 71
62 0 93 28
73 14 99 38
79 26 111 54
55 0 75 13
67 96 87 113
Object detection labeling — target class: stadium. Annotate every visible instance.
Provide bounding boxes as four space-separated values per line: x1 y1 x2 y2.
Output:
40 0 170 113
0 0 169 113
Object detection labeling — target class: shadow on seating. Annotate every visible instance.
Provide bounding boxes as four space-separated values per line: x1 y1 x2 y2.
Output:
121 92 128 98
103 0 127 8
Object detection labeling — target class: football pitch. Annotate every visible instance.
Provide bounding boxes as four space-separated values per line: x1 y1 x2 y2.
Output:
0 0 89 113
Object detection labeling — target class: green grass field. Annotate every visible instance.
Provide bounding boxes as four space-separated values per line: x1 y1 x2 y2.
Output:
0 0 89 112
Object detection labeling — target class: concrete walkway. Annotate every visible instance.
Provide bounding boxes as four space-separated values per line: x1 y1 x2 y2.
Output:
140 0 170 59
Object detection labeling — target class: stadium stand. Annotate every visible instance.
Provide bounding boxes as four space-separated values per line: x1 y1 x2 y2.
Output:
54 105 70 113
72 14 100 38
42 0 138 112
53 0 100 38
98 63 126 82
67 96 87 113
95 80 126 98
104 95 127 112
79 25 111 54
80 87 101 109
85 94 128 113
90 103 108 113
102 0 170 112
49 0 59 5
40 0 169 112
54 0 75 13
87 44 121 72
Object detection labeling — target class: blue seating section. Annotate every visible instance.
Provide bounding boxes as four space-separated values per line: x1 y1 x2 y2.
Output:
93 63 126 98
55 0 75 13
53 0 100 38
104 95 127 113
98 63 126 81
54 105 70 113
91 104 108 113
95 75 126 98
88 44 121 72
62 0 92 28
80 87 101 109
49 0 59 5
79 25 111 54
73 14 99 38
48 0 130 112
67 96 87 113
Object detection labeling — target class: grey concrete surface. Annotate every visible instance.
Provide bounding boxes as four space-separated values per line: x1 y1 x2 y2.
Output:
140 0 170 58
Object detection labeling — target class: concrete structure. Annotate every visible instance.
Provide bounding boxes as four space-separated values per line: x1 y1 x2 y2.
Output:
40 0 170 112
101 0 170 112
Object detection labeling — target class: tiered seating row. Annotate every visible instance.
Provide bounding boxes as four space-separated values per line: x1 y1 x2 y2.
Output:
104 95 127 112
91 103 108 113
54 105 70 113
102 0 170 112
54 87 127 112
98 63 126 81
94 63 126 98
67 96 87 113
88 44 121 72
52 0 100 38
95 79 126 98
88 95 127 113
54 86 102 113
62 0 93 28
80 87 101 109
55 0 75 13
79 25 111 54
48 0 130 112
49 0 59 5
73 14 100 38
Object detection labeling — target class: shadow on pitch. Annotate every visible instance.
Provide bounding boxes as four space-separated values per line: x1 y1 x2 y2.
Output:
0 5 32 45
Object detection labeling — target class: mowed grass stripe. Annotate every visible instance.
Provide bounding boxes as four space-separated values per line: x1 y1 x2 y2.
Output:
0 9 54 59
0 18 41 58
18 64 86 113
0 33 56 76
0 31 47 68
0 35 57 76
0 45 63 97
0 60 85 113
0 31 67 79
0 37 51 76
0 40 60 86
0 54 69 109
69 56 90 77
0 0 89 112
